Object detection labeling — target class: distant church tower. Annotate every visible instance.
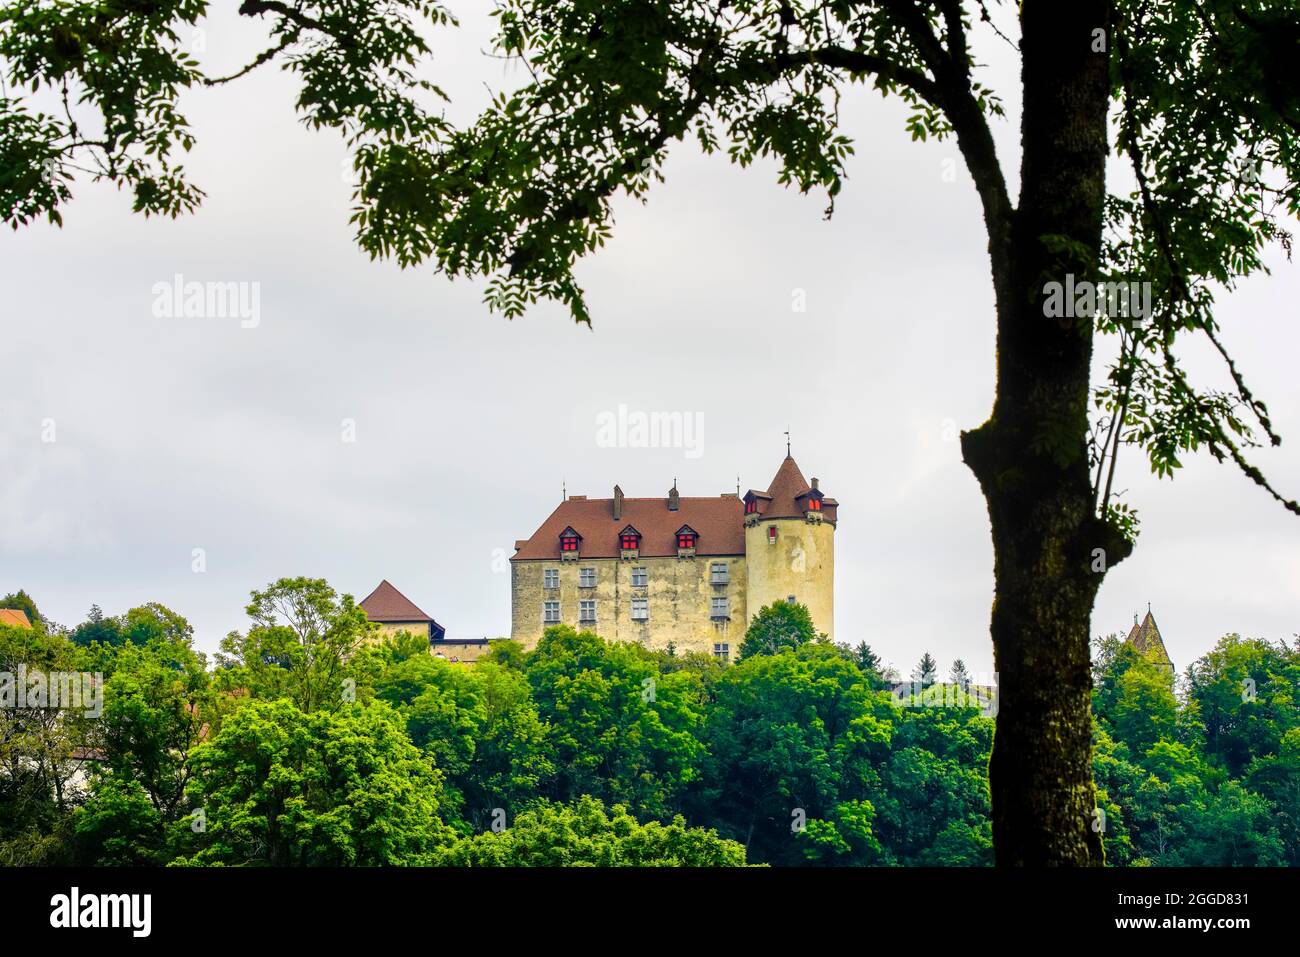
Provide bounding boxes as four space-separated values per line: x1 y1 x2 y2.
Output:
1125 605 1174 674
742 453 838 640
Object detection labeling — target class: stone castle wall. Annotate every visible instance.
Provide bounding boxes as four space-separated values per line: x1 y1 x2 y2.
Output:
511 553 748 657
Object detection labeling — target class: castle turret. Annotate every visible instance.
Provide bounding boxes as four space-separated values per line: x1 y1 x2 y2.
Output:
742 454 837 639
1125 606 1174 674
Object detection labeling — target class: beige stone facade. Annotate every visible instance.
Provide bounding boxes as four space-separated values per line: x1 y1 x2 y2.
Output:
510 454 837 658
432 640 494 663
743 513 835 642
511 553 748 657
370 621 429 643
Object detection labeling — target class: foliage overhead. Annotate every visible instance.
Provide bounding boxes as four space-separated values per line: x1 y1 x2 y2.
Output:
3 1 1296 518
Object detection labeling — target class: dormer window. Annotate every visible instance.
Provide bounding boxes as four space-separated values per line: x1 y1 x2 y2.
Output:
676 525 698 557
677 531 696 549
800 487 826 521
559 526 582 559
742 491 769 522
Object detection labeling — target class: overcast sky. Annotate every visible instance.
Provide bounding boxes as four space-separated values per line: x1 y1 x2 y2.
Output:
2 7 1297 678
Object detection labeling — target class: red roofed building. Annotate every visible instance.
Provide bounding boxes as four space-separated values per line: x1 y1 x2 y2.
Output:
510 452 838 657
360 579 444 641
0 609 33 629
359 580 495 663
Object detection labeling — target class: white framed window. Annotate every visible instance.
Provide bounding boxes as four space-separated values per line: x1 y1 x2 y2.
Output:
579 599 596 622
631 567 648 588
711 597 730 619
710 562 729 585
579 567 597 588
767 525 778 545
543 568 559 589
631 597 649 621
543 601 560 623
713 642 730 661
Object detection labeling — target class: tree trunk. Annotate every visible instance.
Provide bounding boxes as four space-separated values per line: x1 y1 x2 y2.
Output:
961 0 1129 865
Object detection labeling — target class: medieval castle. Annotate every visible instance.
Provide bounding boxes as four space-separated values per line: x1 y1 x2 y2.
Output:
507 452 837 659
357 450 1172 672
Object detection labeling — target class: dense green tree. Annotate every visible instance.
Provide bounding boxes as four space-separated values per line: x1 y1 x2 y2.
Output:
480 637 528 671
844 641 886 689
214 577 375 713
67 601 198 657
1111 655 1179 757
1093 633 1144 728
373 653 556 830
69 604 124 648
1090 725 1144 865
9 0 1300 864
1245 729 1300 865
521 626 706 821
871 703 994 866
912 652 940 690
181 699 447 866
0 620 88 864
700 643 892 864
1186 634 1300 776
432 795 747 867
118 603 195 648
1167 781 1285 867
737 600 821 661
73 775 165 867
74 634 211 864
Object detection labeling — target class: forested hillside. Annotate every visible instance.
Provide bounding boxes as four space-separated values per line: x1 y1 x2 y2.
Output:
1 584 1295 866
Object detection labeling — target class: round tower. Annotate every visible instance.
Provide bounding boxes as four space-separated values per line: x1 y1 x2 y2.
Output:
742 454 836 640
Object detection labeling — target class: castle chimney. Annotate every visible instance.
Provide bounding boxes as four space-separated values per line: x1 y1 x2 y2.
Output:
668 482 680 511
811 477 819 490
613 485 624 520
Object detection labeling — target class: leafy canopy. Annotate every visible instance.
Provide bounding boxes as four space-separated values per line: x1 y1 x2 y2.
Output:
6 2 1297 537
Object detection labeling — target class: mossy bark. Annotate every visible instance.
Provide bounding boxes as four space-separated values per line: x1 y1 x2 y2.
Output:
961 1 1129 866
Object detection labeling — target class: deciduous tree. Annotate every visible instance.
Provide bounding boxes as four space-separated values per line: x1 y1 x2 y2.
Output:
5 0 1299 864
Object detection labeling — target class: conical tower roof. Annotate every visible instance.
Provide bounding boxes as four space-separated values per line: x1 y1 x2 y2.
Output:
762 455 812 517
743 454 838 522
1124 608 1173 672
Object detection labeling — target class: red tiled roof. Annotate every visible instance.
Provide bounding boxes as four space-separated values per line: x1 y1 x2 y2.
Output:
751 456 838 522
759 455 812 519
514 456 837 560
359 580 432 622
0 609 32 629
513 494 746 560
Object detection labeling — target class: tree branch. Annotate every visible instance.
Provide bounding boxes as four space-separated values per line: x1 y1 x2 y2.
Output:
204 31 301 86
